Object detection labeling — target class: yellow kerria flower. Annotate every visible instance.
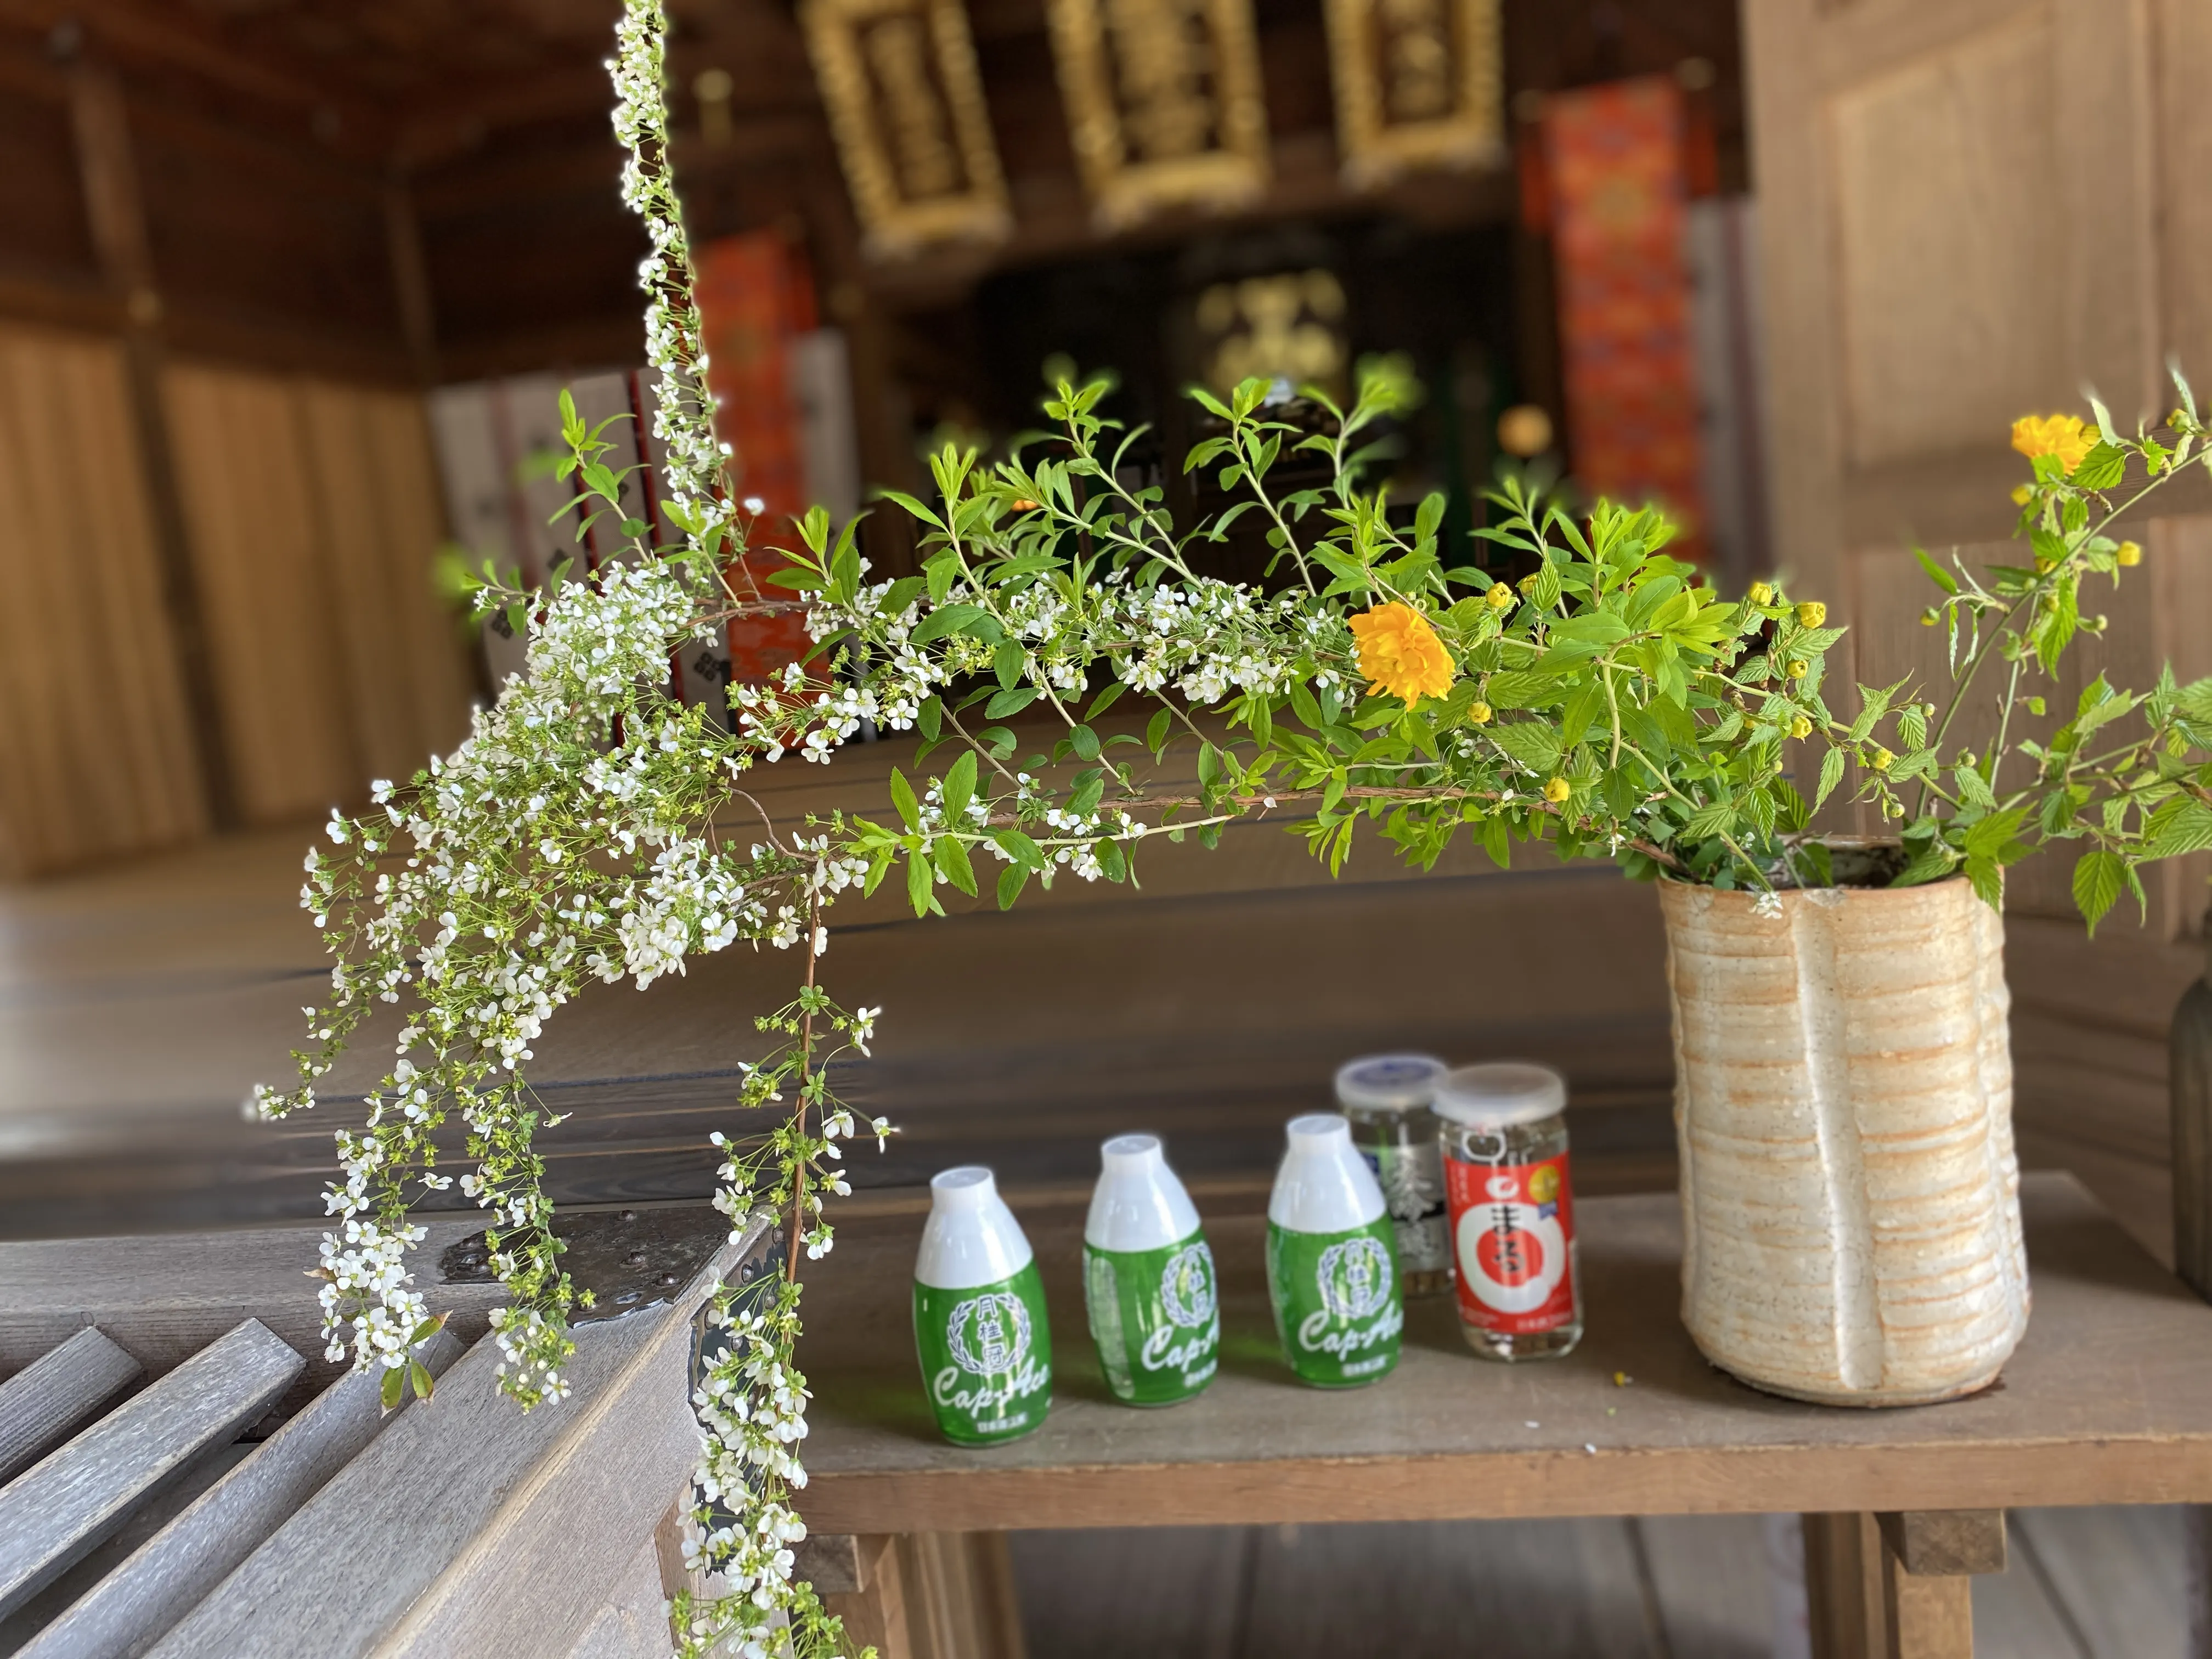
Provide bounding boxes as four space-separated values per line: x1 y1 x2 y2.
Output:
2117 540 2143 567
1485 583 1514 610
1348 601 1455 704
2011 413 2098 474
1543 776 1572 803
1748 582 1774 606
1796 602 1825 628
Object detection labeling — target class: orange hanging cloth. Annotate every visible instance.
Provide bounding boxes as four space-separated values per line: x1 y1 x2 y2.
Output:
693 231 821 682
1541 77 1708 563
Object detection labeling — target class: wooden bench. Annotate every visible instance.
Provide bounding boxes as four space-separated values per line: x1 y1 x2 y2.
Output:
0 1207 761 1658
789 1171 2212 1659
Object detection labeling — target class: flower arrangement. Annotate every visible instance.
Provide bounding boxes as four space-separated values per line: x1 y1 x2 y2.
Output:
253 2 2212 1652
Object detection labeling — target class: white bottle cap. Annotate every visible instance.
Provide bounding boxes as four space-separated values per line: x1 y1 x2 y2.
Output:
1431 1062 1568 1129
915 1165 1036 1289
1085 1133 1202 1254
1267 1113 1386 1233
1333 1052 1448 1113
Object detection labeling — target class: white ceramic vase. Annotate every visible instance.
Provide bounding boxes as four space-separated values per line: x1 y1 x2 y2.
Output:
1660 873 2030 1406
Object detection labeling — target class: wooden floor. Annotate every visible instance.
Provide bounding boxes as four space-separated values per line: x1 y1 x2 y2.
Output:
1006 1509 2196 1658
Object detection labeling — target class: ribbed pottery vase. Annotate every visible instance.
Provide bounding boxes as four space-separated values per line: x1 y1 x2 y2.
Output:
1659 876 2029 1406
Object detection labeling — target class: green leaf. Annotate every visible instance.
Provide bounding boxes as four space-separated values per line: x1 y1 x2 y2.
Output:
1488 721 1562 775
1067 724 1101 761
986 686 1040 718
1147 708 1173 754
381 1363 405 1412
997 861 1031 909
410 1359 436 1402
991 828 1045 866
942 751 978 823
992 640 1025 690
916 696 943 742
2072 848 2128 933
1815 747 1846 809
888 768 921 830
2144 795 2212 859
1915 547 1960 596
905 848 934 916
934 834 978 896
908 604 984 646
2071 442 2128 490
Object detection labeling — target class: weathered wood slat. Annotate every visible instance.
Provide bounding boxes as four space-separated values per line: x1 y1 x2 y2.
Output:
0 1321 302 1622
148 1216 765 1659
0 1327 142 1486
17 1328 466 1659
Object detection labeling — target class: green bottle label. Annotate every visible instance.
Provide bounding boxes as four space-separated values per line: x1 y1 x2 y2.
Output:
1084 1231 1220 1406
1266 1217 1403 1387
912 1263 1053 1444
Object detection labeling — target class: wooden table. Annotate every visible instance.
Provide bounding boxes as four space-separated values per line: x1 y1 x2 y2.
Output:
792 1171 2212 1659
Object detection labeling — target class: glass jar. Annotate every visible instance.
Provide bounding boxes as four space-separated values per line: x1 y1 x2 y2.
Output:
1334 1053 1452 1297
1433 1062 1582 1360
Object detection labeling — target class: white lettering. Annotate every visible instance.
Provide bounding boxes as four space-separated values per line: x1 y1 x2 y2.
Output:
1140 1315 1220 1374
932 1358 1051 1415
1296 1300 1404 1358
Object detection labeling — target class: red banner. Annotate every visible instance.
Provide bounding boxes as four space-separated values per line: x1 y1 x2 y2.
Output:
1542 77 1706 562
693 232 819 681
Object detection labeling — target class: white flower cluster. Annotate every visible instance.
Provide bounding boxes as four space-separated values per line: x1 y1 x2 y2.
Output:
1106 579 1302 705
315 1217 428 1369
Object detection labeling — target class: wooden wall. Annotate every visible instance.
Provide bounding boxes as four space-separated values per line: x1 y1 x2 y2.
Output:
164 364 471 827
0 323 207 876
1746 0 2212 938
0 340 470 877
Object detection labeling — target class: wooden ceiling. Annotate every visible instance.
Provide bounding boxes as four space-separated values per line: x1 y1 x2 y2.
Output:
0 0 1745 383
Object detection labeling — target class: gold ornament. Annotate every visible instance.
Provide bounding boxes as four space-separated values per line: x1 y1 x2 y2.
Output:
1043 0 1271 230
1324 0 1503 187
802 0 1011 259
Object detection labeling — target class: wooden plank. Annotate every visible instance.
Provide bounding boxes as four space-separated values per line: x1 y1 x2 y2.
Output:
2177 955 2212 1302
0 1212 515 1415
146 1216 763 1659
0 1320 302 1621
793 1176 2212 1535
563 1532 675 1659
1875 1511 2006 1577
0 1445 254 1657
893 1533 1025 1659
1803 1513 1887 1659
16 1327 465 1659
821 1534 912 1659
0 1327 140 1486
1880 1555 1972 1659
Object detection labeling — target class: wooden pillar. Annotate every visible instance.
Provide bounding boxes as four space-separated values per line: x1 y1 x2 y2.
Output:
812 1532 1025 1659
1805 1510 2003 1659
382 172 441 387
2173 922 2212 1657
65 50 237 830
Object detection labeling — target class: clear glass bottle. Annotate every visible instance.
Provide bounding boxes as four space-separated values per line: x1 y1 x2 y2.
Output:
1433 1062 1583 1361
1334 1053 1453 1297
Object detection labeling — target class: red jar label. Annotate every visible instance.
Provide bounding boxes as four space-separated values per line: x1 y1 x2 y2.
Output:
1443 1152 1577 1334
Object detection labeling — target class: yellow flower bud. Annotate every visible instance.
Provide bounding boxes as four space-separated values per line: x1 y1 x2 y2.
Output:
1796 601 1825 628
1869 746 1894 771
1543 776 1572 804
1467 700 1493 725
1790 714 1812 740
1787 659 1809 680
1748 582 1774 606
1485 582 1514 610
2172 409 2191 433
1920 608 1939 626
2117 539 2143 566
2010 484 2034 506
1518 572 1539 594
